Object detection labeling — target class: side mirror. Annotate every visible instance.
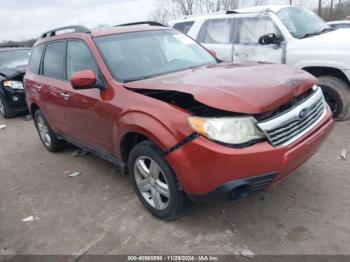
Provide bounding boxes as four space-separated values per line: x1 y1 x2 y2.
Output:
70 69 97 90
258 33 282 45
208 49 217 57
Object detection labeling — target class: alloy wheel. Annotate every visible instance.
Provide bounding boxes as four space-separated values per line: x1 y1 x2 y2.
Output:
37 116 51 147
134 156 170 210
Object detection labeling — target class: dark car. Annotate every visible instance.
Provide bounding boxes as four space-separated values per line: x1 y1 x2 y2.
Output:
0 47 31 118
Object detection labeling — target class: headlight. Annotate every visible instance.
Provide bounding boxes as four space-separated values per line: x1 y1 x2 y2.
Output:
188 116 266 146
3 80 24 90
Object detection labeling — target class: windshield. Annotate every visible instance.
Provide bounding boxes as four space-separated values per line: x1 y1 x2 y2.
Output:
0 49 31 69
94 30 217 82
277 7 331 38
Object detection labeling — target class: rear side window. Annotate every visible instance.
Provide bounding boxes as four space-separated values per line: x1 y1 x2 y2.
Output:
173 21 194 34
198 19 232 44
43 41 66 80
29 45 44 74
66 41 99 79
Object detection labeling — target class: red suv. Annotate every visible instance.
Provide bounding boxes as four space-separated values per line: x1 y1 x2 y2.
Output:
24 23 334 220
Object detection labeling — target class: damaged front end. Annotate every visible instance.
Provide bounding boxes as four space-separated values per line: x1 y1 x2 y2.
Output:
0 67 28 117
127 88 267 149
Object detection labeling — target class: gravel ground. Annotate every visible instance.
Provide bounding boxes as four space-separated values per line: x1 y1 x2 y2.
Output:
0 116 349 257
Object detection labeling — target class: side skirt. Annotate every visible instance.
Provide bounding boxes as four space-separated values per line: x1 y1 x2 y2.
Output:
57 133 126 172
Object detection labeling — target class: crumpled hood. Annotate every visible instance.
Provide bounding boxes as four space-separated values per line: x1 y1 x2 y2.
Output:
0 65 26 80
125 63 317 114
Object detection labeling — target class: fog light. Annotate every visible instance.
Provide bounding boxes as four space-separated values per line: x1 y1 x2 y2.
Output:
12 96 19 102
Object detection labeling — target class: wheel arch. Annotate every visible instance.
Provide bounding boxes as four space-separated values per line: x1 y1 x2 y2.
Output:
303 66 350 86
29 103 40 118
117 110 186 172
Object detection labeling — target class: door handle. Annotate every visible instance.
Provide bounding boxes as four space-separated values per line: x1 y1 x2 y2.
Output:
34 84 42 91
60 92 70 100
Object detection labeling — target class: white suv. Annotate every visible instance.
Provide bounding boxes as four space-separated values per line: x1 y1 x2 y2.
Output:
170 5 350 120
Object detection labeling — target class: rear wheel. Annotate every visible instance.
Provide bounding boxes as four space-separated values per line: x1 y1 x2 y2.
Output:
34 110 65 152
128 141 184 221
318 76 350 121
0 95 15 119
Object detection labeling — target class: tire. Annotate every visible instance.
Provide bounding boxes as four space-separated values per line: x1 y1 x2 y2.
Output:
128 141 184 221
318 76 350 121
0 95 16 119
34 110 65 152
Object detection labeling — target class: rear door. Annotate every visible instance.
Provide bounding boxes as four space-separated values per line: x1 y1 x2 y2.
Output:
40 41 71 133
232 15 285 64
197 18 234 61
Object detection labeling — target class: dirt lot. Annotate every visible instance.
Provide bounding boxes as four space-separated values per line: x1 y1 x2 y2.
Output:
0 116 349 257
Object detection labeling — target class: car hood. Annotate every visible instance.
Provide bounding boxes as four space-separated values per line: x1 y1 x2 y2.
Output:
298 29 350 49
0 65 26 80
125 63 316 114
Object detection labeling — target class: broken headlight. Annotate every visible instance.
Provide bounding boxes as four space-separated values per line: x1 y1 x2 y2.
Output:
188 116 266 146
3 80 24 90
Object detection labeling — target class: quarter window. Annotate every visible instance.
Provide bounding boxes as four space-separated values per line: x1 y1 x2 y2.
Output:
29 45 44 74
198 19 232 44
173 21 195 34
43 41 66 80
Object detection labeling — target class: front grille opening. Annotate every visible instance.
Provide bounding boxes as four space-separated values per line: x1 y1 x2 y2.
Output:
255 88 316 122
257 87 326 147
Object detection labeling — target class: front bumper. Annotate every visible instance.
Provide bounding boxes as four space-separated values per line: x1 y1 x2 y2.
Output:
2 87 28 113
166 107 334 200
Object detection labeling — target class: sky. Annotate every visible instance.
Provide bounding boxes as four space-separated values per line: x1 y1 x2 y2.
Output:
0 0 327 42
0 0 156 42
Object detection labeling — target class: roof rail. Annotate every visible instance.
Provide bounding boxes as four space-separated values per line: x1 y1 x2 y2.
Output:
40 25 91 39
181 10 239 19
115 21 166 27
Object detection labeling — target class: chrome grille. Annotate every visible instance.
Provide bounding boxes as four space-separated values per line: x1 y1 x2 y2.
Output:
258 86 327 147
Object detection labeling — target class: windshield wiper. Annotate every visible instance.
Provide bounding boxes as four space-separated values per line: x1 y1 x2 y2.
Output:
123 75 155 83
298 28 334 39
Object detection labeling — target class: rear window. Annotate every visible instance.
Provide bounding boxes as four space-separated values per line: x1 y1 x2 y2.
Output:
173 21 194 34
43 41 66 80
29 45 44 74
198 18 232 44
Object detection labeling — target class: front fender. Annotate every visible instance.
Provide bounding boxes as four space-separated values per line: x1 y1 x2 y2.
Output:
115 109 192 158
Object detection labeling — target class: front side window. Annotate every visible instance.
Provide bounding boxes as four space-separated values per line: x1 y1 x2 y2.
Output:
66 41 99 79
173 21 195 34
0 49 31 69
277 6 331 38
28 45 44 74
198 19 232 44
43 41 66 80
236 16 281 44
95 30 216 82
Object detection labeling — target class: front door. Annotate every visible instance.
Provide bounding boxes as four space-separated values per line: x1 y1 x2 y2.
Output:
232 15 285 64
197 18 234 61
64 40 114 153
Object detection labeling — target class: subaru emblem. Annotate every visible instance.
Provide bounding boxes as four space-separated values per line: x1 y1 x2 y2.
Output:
298 108 308 120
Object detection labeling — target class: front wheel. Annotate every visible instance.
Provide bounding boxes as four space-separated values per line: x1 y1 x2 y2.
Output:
318 76 350 121
128 141 184 221
0 95 15 119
